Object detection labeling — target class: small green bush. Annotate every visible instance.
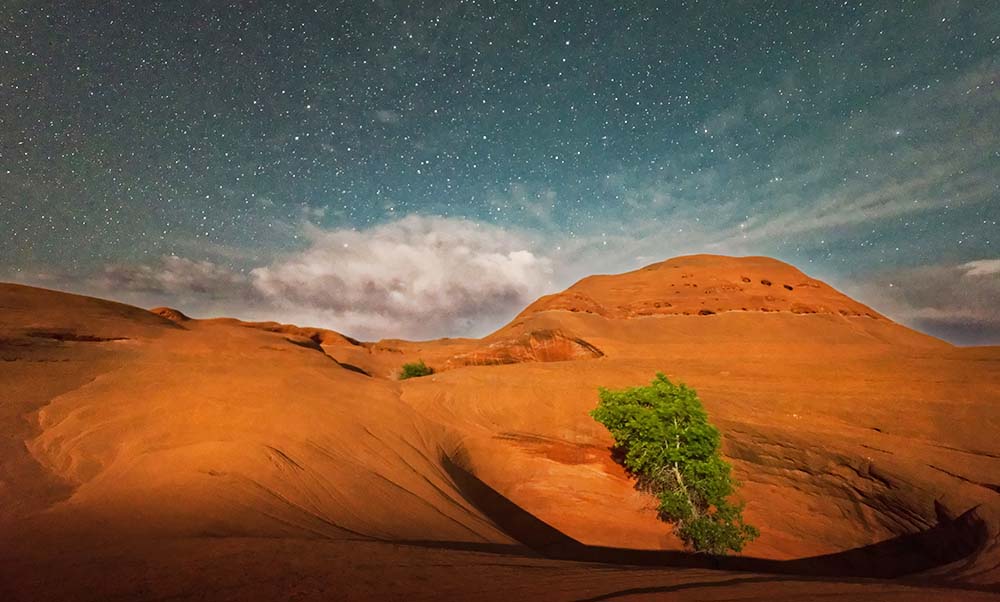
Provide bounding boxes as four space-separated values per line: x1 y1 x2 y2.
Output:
591 373 758 554
398 360 434 380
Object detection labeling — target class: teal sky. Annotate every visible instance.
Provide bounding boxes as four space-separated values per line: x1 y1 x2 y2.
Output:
2 1 997 341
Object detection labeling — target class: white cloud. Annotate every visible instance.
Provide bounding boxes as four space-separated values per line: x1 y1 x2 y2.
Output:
960 259 1000 278
249 215 554 338
843 259 1000 345
99 256 249 297
16 217 560 340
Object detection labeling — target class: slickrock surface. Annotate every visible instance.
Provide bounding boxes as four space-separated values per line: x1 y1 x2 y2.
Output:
2 255 998 601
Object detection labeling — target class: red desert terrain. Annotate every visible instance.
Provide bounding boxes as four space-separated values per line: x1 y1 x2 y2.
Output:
1 254 999 601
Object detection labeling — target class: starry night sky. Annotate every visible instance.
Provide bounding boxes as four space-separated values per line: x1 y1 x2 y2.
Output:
2 1 998 342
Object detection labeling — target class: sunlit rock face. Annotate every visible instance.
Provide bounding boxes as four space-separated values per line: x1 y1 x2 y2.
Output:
1 255 999 600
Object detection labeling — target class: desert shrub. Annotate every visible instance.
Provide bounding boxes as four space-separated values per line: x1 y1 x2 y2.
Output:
398 360 434 380
590 373 758 554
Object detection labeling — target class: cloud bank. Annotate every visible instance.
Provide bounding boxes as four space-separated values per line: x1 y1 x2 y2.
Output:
99 256 250 297
960 259 1000 278
249 215 553 338
846 259 1000 345
49 216 553 340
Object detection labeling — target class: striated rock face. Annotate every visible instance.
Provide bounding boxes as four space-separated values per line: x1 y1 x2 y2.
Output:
1 255 999 601
204 317 365 348
445 329 603 367
149 307 191 322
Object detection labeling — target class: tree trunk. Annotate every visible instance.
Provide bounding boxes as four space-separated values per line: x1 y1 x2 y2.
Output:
672 418 700 520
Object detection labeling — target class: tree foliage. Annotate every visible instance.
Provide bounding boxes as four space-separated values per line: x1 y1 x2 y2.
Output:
590 373 758 554
398 360 434 380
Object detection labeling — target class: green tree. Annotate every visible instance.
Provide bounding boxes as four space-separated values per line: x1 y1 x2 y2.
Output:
590 373 758 554
398 360 434 380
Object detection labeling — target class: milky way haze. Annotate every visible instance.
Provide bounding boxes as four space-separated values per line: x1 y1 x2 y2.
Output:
2 2 997 341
